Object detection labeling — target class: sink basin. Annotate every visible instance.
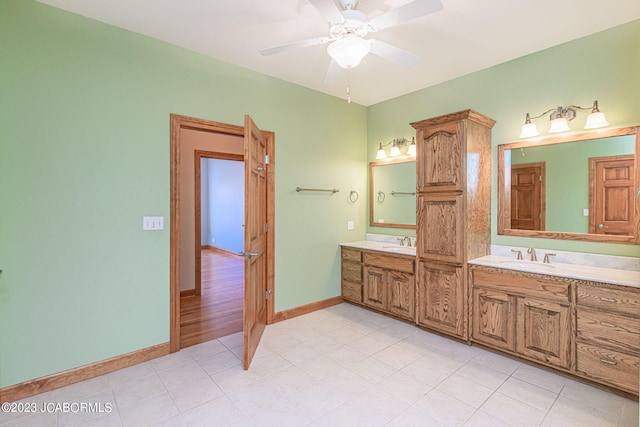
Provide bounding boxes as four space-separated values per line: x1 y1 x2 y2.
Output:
499 260 554 269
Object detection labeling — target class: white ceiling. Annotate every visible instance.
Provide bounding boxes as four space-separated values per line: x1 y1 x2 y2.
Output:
37 0 640 106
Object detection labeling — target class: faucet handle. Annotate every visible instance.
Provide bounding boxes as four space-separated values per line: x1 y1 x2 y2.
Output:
511 249 523 260
397 237 405 247
543 253 557 263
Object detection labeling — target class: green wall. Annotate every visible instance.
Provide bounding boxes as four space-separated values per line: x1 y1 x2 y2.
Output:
0 0 367 388
367 19 640 257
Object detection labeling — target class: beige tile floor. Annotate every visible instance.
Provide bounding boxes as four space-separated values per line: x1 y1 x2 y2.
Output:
2 303 638 426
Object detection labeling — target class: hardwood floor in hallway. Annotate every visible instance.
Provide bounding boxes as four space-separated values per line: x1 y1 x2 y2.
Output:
180 248 244 348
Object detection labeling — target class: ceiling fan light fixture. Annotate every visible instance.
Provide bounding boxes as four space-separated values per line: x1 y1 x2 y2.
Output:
327 36 371 69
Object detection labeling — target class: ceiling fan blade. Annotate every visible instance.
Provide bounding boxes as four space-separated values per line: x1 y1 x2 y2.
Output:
369 0 443 31
370 39 421 68
323 59 342 84
259 37 330 56
308 0 345 23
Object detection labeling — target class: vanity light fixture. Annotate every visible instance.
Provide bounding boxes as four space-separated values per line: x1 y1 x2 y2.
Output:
376 137 416 160
519 100 609 138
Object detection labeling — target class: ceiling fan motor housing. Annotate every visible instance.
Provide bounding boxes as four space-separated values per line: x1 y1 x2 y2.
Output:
330 9 370 38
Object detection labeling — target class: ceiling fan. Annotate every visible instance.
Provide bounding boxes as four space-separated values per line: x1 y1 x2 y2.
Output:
259 0 443 76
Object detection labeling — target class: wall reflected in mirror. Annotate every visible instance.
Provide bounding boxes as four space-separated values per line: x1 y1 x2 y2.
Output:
370 159 416 229
498 126 639 244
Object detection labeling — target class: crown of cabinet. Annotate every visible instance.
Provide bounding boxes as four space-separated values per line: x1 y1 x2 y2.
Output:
410 109 496 130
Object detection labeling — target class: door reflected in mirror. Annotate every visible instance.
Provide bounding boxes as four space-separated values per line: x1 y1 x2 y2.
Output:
370 158 416 229
498 126 639 244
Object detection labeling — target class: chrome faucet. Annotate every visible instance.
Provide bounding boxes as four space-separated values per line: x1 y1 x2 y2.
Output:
527 248 537 262
399 236 412 247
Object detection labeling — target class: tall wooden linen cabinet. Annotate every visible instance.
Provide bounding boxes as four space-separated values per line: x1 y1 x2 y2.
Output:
411 110 495 340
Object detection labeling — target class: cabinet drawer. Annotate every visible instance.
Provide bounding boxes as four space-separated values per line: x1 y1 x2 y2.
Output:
342 261 362 283
471 267 570 303
576 342 639 393
342 247 362 262
577 307 640 355
342 280 362 303
364 252 414 273
577 284 640 317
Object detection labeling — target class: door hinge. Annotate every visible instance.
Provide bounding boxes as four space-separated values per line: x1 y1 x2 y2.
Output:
265 223 269 233
265 289 273 300
265 154 270 165
539 175 542 181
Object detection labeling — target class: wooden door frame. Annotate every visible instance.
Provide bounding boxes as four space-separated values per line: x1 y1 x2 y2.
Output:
194 151 244 297
170 114 275 353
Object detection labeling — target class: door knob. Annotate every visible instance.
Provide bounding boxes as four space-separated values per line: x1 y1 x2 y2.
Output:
597 224 608 229
238 251 260 258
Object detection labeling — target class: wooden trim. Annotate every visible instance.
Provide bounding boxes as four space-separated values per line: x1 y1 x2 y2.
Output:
0 343 169 403
411 109 496 130
272 297 344 323
264 131 276 325
203 246 242 257
180 289 196 297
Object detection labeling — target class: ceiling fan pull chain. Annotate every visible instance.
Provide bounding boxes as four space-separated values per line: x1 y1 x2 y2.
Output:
346 72 351 104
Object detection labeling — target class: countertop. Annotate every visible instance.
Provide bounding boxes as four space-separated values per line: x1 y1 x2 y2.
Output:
340 240 417 256
469 255 640 288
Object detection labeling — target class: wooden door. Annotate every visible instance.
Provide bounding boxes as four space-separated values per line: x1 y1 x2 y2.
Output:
471 287 515 352
387 271 415 320
510 163 545 231
589 155 635 236
417 125 461 192
363 266 387 310
417 261 464 337
242 115 268 370
516 297 571 369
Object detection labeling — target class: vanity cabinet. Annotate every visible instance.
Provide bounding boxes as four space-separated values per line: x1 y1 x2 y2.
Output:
341 247 363 304
412 110 495 340
470 266 572 370
575 281 640 394
363 251 415 321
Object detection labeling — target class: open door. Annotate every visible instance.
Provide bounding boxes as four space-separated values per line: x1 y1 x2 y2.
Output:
510 162 546 231
242 115 268 369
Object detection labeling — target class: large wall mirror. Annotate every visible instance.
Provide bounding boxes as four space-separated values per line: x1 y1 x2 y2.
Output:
370 158 416 229
498 126 639 244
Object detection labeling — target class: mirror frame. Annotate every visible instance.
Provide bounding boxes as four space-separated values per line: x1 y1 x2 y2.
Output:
369 158 416 230
498 126 639 244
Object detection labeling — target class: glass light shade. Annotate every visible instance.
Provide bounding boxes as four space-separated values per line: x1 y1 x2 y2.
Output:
327 36 371 69
376 144 387 159
549 117 570 133
389 144 401 157
407 141 416 156
584 111 609 129
519 122 539 138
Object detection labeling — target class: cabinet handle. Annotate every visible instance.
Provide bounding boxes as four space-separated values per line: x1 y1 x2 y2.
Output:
599 321 617 328
599 358 617 366
518 304 522 315
508 302 511 313
599 297 616 303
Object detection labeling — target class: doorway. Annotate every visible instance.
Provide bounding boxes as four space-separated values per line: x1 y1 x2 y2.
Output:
589 154 635 235
169 114 275 362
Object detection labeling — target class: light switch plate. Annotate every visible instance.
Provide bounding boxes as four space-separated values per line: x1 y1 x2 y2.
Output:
143 216 164 230
347 220 355 231
583 209 589 216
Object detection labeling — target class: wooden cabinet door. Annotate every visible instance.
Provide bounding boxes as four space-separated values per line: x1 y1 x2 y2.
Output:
387 271 415 321
516 297 571 369
363 266 387 310
417 125 461 192
417 261 465 337
417 193 463 263
472 287 515 352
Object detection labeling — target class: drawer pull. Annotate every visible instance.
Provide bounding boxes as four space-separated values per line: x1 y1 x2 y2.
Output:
599 358 618 366
599 321 617 328
599 297 616 303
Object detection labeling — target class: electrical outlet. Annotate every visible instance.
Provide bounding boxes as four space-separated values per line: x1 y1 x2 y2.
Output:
583 209 589 217
347 220 355 231
143 216 164 230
